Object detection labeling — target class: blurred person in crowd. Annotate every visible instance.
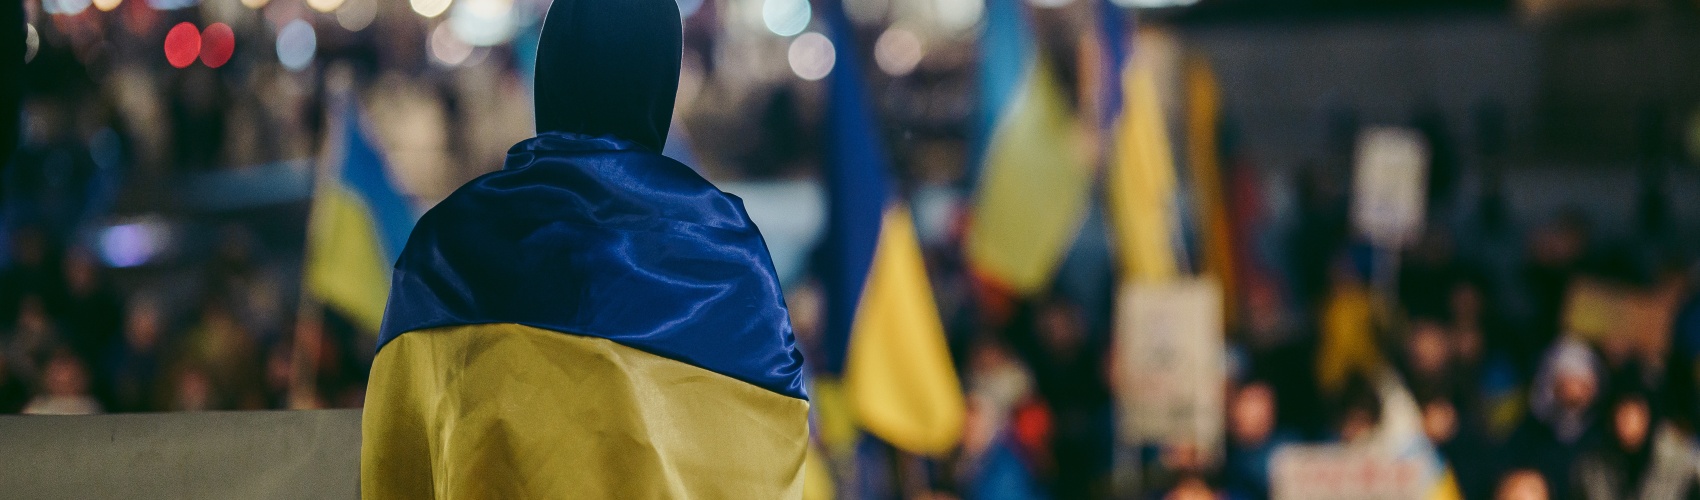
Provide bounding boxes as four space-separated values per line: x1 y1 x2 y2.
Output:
0 226 60 323
169 364 214 412
108 298 165 412
5 294 59 380
1222 381 1292 500
1403 319 1456 400
56 247 122 390
0 352 26 413
1509 336 1604 499
1520 211 1592 366
1332 374 1383 443
1006 298 1114 498
22 348 100 415
1399 230 1463 323
1572 375 1700 500
1162 475 1221 500
1496 469 1550 500
184 298 264 410
108 299 168 411
1664 271 1700 439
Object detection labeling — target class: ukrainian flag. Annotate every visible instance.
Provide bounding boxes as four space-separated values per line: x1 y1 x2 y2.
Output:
304 100 416 334
816 0 964 457
360 129 810 497
1106 29 1184 283
963 0 1096 296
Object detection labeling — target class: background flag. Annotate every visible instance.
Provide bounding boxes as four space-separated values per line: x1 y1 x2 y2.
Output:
818 1 964 457
304 99 416 335
963 0 1095 296
1107 30 1183 283
1184 56 1237 325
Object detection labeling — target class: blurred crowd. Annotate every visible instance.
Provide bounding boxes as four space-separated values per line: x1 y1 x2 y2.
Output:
10 0 1700 498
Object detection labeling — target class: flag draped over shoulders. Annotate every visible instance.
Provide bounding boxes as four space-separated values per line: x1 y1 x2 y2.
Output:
363 132 809 499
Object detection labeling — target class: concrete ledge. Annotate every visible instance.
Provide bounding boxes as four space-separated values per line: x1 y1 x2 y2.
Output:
0 410 361 499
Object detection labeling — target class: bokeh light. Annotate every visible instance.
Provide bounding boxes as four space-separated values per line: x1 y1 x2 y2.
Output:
874 27 923 77
93 0 122 13
145 0 200 11
448 0 516 47
336 0 377 32
933 0 983 33
241 0 269 9
1028 0 1074 8
24 24 38 64
164 22 202 69
1110 0 1199 7
787 32 834 82
428 22 472 67
845 0 889 25
307 0 344 13
43 0 93 15
276 19 317 72
411 0 451 18
762 0 810 37
200 23 235 68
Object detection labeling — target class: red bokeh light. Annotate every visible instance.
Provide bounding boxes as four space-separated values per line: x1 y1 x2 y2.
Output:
163 22 201 69
200 23 235 68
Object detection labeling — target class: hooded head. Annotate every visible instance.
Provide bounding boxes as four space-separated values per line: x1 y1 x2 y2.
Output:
534 0 681 151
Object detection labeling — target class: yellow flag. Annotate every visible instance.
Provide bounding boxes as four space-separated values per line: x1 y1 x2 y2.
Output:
847 205 966 456
965 56 1095 295
1109 57 1182 282
1184 56 1236 326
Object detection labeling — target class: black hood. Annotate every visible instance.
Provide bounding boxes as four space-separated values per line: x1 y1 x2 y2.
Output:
534 0 681 151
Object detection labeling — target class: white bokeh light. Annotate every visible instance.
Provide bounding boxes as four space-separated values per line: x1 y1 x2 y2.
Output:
787 32 835 81
933 0 983 33
762 0 810 37
1110 0 1199 7
874 27 923 77
307 0 343 13
337 0 377 31
24 24 38 64
429 22 473 66
411 0 452 18
448 0 516 47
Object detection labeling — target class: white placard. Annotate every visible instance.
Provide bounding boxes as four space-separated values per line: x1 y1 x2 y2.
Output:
1271 444 1429 500
1351 127 1430 248
1114 280 1224 453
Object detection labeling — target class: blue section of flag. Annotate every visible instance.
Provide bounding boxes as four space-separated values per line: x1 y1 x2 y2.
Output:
338 104 415 263
971 0 1033 183
1097 0 1129 132
816 0 894 375
379 132 807 400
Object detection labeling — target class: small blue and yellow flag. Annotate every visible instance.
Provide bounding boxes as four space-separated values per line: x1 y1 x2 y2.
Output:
816 0 965 457
304 100 416 334
963 0 1096 296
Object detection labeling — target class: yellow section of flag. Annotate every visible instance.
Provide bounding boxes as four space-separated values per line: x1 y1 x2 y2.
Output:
1108 57 1182 282
846 205 966 457
304 184 390 334
965 56 1095 296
